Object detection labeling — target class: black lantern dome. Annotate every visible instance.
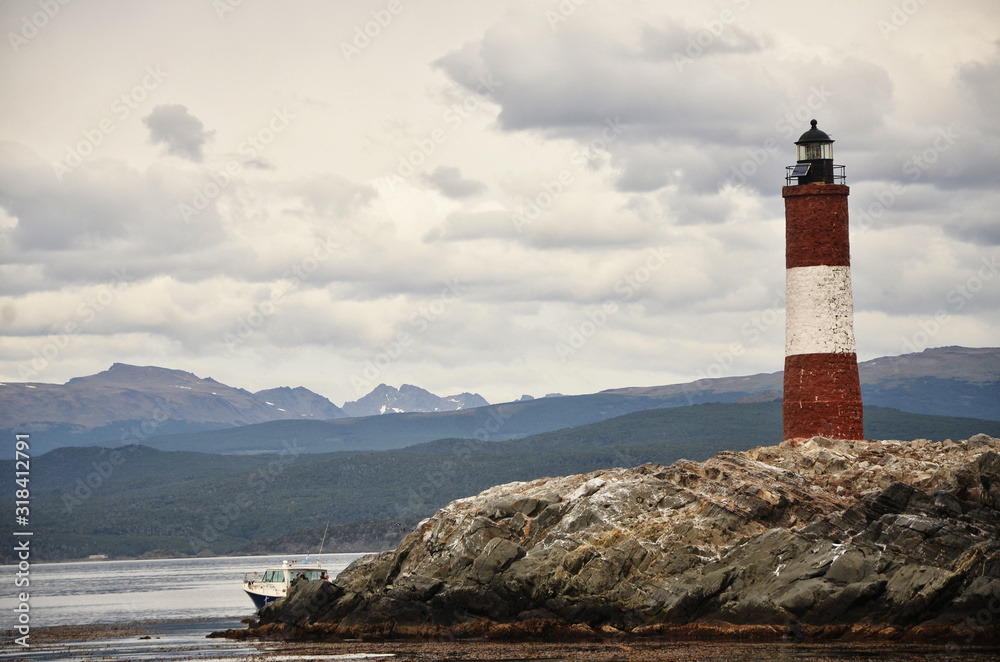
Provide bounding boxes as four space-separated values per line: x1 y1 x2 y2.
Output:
795 119 834 161
786 119 844 185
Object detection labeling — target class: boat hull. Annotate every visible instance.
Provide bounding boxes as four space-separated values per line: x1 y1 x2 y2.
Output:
244 588 278 611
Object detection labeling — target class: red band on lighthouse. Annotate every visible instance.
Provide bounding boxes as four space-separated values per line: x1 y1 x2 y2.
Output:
783 185 851 269
782 180 863 441
784 352 864 440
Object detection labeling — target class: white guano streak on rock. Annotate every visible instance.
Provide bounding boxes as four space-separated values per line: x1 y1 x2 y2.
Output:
785 265 856 356
567 478 607 502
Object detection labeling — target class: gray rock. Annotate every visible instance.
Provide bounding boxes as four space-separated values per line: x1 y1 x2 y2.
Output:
471 538 525 584
252 435 1000 640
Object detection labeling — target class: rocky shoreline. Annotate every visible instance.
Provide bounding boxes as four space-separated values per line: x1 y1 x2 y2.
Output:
214 435 1000 644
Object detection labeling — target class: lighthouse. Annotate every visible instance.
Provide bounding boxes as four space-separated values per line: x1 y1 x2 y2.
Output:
782 120 864 441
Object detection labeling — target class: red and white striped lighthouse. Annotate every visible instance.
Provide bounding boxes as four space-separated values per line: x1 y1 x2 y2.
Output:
782 120 864 441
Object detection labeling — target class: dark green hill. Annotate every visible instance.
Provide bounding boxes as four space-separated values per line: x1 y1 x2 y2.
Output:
4 402 998 563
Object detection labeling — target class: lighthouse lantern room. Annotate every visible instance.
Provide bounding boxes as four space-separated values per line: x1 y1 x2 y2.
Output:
786 119 845 186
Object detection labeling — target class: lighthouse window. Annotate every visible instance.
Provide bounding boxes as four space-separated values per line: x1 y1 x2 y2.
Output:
797 142 833 161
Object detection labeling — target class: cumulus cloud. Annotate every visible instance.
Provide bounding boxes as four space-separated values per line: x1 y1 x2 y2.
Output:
143 104 214 162
0 142 228 281
433 9 902 198
431 2 996 263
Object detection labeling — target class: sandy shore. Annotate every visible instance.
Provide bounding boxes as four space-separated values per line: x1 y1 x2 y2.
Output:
1 617 254 661
3 620 155 644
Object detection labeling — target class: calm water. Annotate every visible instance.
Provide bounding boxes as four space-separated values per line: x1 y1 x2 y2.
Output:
0 553 366 628
0 553 367 661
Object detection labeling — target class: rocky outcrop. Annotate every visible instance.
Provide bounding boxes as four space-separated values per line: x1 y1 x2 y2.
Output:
229 435 1000 643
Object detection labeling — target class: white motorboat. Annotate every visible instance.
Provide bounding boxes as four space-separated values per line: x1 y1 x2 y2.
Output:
242 557 329 610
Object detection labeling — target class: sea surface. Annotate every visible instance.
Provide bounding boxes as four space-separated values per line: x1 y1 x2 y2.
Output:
0 553 367 660
0 554 996 661
0 553 365 627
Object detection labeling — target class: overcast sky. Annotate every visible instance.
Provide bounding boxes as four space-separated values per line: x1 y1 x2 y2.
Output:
1 0 998 407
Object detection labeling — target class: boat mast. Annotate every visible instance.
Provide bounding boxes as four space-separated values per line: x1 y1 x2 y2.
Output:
318 521 330 556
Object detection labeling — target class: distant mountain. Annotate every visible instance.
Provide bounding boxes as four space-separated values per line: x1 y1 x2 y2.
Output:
1 363 276 432
0 365 491 453
856 346 1000 419
0 364 348 453
254 386 344 420
342 383 489 417
606 346 1000 421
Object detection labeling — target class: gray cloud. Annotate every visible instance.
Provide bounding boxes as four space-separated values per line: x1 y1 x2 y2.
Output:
434 11 783 139
143 105 214 162
433 10 902 200
422 166 487 199
959 42 1000 123
638 20 768 61
431 5 998 263
0 142 209 262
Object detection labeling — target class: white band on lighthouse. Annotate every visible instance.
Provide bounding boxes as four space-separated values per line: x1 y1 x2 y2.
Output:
785 265 856 356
